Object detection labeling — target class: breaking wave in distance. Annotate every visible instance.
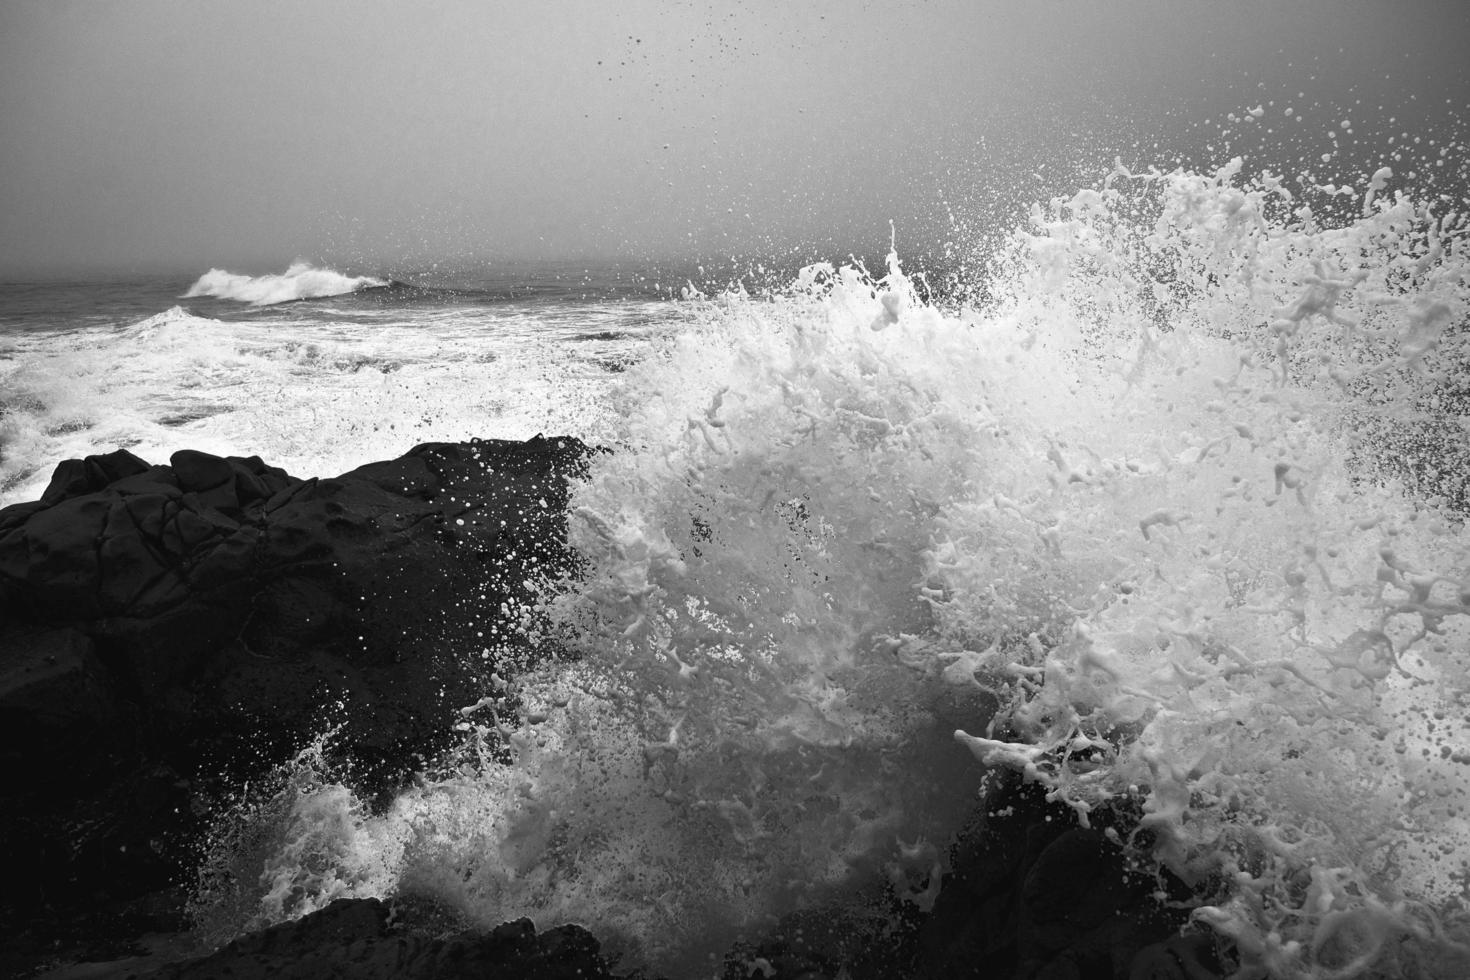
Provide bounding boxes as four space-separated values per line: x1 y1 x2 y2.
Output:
182 261 390 306
193 159 1470 978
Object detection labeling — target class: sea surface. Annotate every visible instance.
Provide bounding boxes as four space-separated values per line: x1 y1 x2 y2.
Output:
4 156 1470 979
0 262 707 507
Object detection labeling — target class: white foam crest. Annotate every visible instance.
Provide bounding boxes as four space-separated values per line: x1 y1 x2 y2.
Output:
1 306 239 500
192 164 1470 978
187 257 1008 973
128 304 214 332
193 651 973 975
182 262 389 306
542 165 1470 974
939 161 1470 977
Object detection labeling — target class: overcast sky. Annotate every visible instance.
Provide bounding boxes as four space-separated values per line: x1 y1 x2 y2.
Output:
1 0 1466 276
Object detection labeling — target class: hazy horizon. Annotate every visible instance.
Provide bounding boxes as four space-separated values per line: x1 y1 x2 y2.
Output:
2 0 1467 279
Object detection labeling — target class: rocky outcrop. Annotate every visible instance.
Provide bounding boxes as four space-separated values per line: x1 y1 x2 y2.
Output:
139 898 621 980
28 897 628 980
0 437 590 975
912 772 1219 979
721 769 1221 980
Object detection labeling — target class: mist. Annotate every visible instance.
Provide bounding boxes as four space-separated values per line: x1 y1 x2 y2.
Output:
0 0 1465 277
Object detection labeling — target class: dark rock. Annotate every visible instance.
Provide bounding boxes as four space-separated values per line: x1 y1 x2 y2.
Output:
0 626 115 771
716 769 1220 980
723 899 926 980
23 898 626 980
139 898 618 980
0 437 592 974
910 770 1217 980
40 449 153 506
169 450 235 496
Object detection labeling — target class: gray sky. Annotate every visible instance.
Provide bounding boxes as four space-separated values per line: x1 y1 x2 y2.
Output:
1 0 1466 276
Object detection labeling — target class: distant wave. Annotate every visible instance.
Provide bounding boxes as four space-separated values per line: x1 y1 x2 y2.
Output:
129 304 217 330
182 262 389 306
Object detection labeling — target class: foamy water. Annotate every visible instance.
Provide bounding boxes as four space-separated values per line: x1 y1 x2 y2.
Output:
182 262 390 306
156 159 1470 978
0 294 678 506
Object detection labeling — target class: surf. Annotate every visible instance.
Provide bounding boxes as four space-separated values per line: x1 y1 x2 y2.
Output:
183 158 1470 978
182 261 390 306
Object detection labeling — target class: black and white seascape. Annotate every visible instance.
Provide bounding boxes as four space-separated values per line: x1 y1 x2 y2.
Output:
3 4 1469 979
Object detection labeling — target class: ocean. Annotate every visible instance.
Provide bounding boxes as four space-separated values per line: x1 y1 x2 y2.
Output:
4 158 1470 978
0 262 704 508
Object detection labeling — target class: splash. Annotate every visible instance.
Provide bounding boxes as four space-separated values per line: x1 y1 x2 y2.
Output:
196 160 1470 978
182 261 389 305
937 159 1470 979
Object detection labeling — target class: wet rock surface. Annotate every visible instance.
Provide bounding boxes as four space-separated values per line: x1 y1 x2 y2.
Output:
912 772 1219 979
30 898 630 980
145 898 620 980
0 437 590 976
720 770 1220 980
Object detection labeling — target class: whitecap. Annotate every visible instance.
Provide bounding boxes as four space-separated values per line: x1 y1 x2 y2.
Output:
182 262 389 306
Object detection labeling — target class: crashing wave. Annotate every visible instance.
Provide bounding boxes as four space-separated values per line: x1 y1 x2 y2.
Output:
125 304 224 335
191 160 1470 978
182 262 389 306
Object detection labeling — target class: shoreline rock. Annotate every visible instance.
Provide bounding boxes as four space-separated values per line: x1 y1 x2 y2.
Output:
34 898 625 980
1 436 591 976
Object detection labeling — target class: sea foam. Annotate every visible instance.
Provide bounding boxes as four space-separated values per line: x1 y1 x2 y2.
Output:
0 302 622 508
182 261 388 306
190 160 1470 978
